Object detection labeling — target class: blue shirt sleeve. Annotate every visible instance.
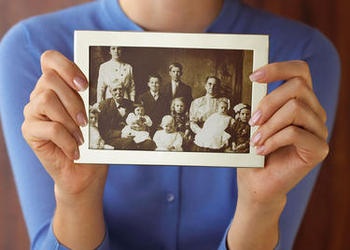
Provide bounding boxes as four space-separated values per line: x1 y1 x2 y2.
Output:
217 224 230 250
40 221 111 250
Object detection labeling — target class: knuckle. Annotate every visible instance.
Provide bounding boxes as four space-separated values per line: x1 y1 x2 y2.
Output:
321 143 330 160
292 76 308 90
295 60 312 86
285 126 299 140
320 107 327 123
21 121 34 144
288 98 300 110
21 121 29 139
47 122 62 136
294 60 310 74
41 68 58 82
287 98 302 117
23 103 31 119
31 70 58 100
36 89 56 107
40 50 58 65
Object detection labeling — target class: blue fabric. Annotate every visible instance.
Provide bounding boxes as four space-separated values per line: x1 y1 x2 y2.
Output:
0 0 340 249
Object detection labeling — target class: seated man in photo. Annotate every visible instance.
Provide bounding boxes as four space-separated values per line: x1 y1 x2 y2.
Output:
97 79 156 151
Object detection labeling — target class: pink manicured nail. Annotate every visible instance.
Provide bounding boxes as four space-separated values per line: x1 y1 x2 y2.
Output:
249 70 265 82
251 132 262 145
77 112 88 127
255 145 265 155
249 110 262 126
73 131 84 146
73 76 88 91
74 148 80 160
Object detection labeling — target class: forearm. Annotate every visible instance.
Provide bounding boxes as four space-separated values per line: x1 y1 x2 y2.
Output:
129 79 136 102
53 184 106 250
190 121 201 134
97 81 106 103
227 196 286 250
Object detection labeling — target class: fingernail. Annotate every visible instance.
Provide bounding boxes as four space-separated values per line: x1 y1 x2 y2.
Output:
73 76 88 91
249 70 265 82
249 110 262 126
73 131 84 146
77 112 88 127
74 148 80 160
251 132 262 146
256 145 265 155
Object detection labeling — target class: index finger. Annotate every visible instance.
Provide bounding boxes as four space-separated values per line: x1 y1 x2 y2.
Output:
250 60 313 89
41 50 88 91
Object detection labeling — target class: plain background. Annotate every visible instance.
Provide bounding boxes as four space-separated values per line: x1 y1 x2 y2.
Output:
0 0 349 249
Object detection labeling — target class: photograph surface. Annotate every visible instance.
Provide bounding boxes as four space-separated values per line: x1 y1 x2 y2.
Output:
75 31 268 167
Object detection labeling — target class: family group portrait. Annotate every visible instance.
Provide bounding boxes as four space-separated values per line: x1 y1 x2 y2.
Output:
88 45 254 154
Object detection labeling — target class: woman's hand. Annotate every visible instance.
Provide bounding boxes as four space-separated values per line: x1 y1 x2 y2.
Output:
242 60 328 204
228 60 329 250
21 50 108 250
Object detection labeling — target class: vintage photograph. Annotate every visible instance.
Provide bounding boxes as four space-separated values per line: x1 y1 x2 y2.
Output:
75 31 268 167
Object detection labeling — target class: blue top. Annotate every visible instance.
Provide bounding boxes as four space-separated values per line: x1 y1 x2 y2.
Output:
0 0 340 249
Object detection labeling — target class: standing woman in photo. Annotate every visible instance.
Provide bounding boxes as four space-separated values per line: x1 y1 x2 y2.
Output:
96 46 136 103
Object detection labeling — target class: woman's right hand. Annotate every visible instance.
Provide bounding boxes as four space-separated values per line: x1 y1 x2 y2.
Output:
22 50 108 196
22 50 108 249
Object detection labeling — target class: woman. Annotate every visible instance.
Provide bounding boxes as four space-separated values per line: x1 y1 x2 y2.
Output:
96 46 135 103
0 0 340 249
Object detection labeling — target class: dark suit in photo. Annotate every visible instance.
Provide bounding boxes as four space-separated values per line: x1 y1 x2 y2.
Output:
163 81 193 110
138 90 171 135
97 97 134 149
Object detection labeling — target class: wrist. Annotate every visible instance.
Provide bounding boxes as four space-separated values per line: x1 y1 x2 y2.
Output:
53 183 106 250
54 183 105 209
237 192 287 214
53 165 108 207
227 196 286 250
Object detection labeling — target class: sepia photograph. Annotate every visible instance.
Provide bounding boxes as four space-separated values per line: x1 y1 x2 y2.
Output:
75 31 268 167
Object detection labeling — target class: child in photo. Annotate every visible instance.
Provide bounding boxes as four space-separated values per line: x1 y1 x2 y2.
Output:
170 97 191 146
194 97 234 151
121 103 153 143
89 106 105 149
153 115 183 151
231 103 251 153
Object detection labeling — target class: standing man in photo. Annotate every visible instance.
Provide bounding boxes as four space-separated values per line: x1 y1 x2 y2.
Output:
138 73 171 136
163 62 193 110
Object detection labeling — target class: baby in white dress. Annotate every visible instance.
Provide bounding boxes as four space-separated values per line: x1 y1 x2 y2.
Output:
153 115 183 151
194 97 234 150
121 103 152 143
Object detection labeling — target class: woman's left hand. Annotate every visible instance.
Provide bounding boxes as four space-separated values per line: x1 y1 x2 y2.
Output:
227 60 329 250
239 60 328 205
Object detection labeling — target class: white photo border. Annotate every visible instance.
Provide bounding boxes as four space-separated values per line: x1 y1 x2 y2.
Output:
74 31 268 168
